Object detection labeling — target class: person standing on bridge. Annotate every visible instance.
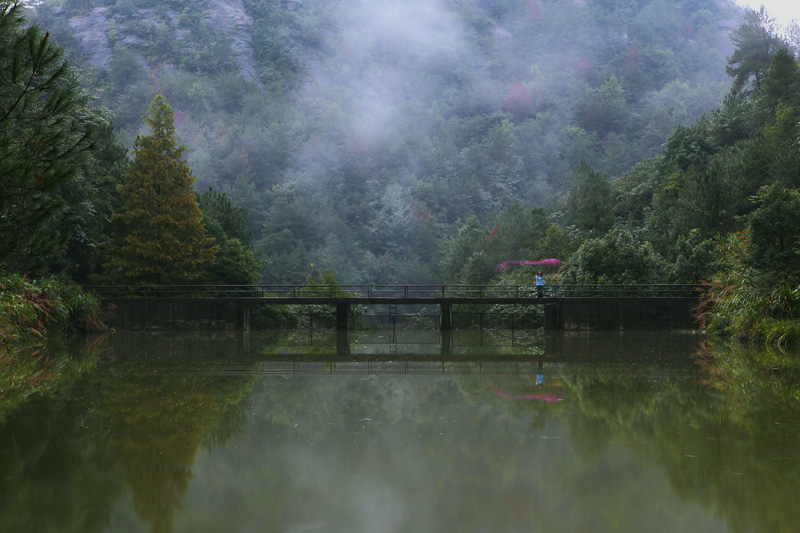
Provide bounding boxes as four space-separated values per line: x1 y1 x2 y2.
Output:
536 271 544 297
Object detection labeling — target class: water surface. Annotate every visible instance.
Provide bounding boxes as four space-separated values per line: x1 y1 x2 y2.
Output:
1 330 798 532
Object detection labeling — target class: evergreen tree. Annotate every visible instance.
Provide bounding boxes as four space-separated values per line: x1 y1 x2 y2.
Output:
759 48 800 112
198 188 263 285
103 95 217 285
747 185 800 273
440 216 490 283
50 109 128 282
726 7 787 95
564 161 616 235
0 1 94 274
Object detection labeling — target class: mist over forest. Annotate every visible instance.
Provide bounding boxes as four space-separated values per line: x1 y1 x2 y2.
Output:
23 0 750 284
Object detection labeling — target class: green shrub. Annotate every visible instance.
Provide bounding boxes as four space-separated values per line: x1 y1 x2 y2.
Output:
1 274 105 348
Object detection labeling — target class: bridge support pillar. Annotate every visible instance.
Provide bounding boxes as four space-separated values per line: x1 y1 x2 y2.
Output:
336 304 351 330
239 303 251 331
440 303 453 330
336 329 351 355
440 330 453 357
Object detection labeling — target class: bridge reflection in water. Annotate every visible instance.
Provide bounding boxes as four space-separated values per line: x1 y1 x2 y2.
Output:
100 329 703 378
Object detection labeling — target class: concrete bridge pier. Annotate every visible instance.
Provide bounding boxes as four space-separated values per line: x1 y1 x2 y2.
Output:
240 303 251 331
336 304 351 330
440 330 453 357
440 303 453 330
336 329 350 356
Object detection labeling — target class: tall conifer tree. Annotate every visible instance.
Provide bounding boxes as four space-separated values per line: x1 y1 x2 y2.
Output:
103 95 217 284
0 1 94 274
726 7 788 95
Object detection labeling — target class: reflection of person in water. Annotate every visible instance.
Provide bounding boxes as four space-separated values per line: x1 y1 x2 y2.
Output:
536 270 544 297
492 361 563 401
491 385 561 402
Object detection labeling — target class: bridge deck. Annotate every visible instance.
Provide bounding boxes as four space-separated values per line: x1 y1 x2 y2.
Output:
91 283 706 301
95 284 706 331
100 295 698 305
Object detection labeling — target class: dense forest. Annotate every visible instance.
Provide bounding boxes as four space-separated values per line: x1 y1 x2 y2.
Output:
2 0 800 342
24 0 743 283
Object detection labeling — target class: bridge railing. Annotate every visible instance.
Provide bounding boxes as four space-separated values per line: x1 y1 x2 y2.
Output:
87 283 707 299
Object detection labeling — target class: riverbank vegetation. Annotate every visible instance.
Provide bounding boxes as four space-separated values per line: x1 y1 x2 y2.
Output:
0 275 105 348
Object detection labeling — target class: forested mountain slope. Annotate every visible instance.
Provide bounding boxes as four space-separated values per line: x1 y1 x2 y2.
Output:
30 0 742 283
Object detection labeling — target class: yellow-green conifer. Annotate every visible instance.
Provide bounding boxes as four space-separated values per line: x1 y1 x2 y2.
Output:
103 95 217 284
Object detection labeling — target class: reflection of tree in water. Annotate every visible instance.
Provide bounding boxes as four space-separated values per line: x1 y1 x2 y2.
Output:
13 332 795 531
696 341 800 418
235 373 576 532
663 342 800 533
0 338 117 533
0 383 121 533
98 374 255 533
0 335 105 423
0 349 256 533
492 342 800 533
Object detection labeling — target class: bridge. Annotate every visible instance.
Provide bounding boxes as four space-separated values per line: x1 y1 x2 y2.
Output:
93 283 706 331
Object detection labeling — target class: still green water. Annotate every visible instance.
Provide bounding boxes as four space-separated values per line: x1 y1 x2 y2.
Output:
1 329 799 532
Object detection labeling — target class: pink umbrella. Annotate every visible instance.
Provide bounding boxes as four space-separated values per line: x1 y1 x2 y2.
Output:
491 386 563 402
495 258 562 271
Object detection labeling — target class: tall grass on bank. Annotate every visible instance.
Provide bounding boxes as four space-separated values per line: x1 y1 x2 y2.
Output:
1 274 105 348
696 232 800 348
